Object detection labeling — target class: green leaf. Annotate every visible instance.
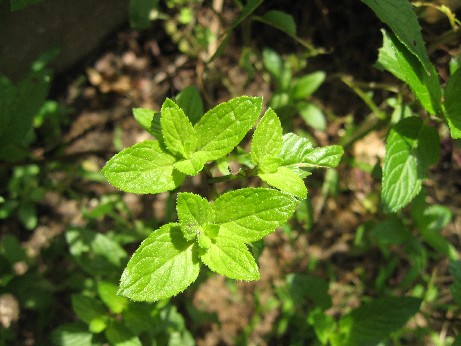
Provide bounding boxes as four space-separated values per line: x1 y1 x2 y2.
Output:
259 166 307 199
449 260 461 306
177 193 214 240
262 48 292 89
280 133 343 169
129 0 159 30
298 102 326 131
414 205 458 260
51 323 94 346
258 10 297 36
150 112 163 142
444 67 461 138
340 296 422 345
200 231 259 280
376 30 441 115
97 281 128 314
71 295 108 333
0 68 52 148
290 71 326 100
102 140 185 194
160 98 196 158
195 96 262 161
133 108 157 135
213 188 298 242
175 85 203 125
362 0 432 74
382 117 439 212
173 151 209 176
105 321 142 346
250 108 283 173
118 223 200 302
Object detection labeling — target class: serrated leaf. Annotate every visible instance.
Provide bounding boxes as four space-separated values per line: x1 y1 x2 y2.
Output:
444 67 461 138
173 151 209 176
251 108 282 173
340 296 421 345
71 294 107 332
102 140 185 194
280 133 343 169
362 0 432 74
161 98 196 158
97 281 128 314
177 193 214 240
195 96 262 161
213 188 298 242
118 223 200 302
259 166 307 199
132 108 156 135
382 117 439 212
175 85 203 125
200 232 260 280
291 71 326 100
376 30 441 115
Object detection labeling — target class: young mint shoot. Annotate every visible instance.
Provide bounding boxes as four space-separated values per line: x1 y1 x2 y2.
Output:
102 95 343 302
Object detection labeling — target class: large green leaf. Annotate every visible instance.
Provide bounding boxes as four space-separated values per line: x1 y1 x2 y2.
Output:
381 117 439 212
362 0 432 74
118 223 200 302
102 140 185 194
444 67 461 138
177 193 214 240
340 296 422 345
200 231 259 280
213 188 298 242
259 166 307 199
250 108 283 173
195 96 262 160
376 30 441 115
160 98 196 158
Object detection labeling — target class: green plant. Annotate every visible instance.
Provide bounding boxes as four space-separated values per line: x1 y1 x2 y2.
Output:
102 94 343 302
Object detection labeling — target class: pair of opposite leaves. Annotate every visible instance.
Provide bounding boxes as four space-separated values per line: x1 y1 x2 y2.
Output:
102 96 343 199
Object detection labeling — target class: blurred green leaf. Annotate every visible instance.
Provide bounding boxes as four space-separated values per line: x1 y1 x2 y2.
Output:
298 102 326 131
129 0 159 30
258 10 297 36
97 281 128 314
340 296 422 345
263 48 292 89
132 108 157 135
71 295 108 333
291 71 326 100
449 261 461 306
51 323 94 346
444 67 461 139
105 321 142 346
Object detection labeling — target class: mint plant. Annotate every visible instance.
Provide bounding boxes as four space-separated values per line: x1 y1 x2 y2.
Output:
102 95 343 301
362 0 461 212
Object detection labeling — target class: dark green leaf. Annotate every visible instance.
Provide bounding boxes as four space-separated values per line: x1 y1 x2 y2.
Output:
444 67 461 138
129 0 159 30
259 10 296 36
362 0 432 74
176 85 203 125
341 296 422 345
